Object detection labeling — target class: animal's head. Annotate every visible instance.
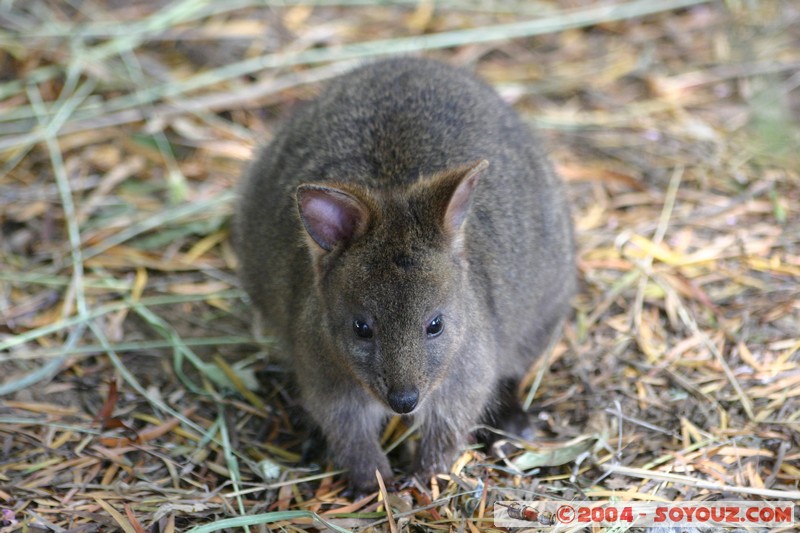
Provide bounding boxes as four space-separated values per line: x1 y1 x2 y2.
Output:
295 160 488 414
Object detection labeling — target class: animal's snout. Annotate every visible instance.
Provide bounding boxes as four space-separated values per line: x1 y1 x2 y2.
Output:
388 386 419 414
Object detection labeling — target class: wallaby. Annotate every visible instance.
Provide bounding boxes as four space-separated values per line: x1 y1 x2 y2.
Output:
234 57 575 492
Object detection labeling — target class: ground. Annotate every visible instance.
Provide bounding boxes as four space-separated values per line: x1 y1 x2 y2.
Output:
1 0 799 531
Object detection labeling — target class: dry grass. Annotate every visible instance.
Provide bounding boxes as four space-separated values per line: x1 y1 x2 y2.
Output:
1 0 799 531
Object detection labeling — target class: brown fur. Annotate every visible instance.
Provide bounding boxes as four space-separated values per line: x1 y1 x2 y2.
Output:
234 57 575 492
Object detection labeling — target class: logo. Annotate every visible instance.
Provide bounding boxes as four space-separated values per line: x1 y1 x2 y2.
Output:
494 501 795 529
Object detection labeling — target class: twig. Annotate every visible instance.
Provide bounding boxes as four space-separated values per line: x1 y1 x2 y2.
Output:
600 464 800 500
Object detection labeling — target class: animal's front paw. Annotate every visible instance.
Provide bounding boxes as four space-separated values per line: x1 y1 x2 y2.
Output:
343 455 393 496
413 450 455 484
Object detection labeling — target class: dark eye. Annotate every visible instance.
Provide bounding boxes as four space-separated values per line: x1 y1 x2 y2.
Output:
353 319 374 339
426 315 444 337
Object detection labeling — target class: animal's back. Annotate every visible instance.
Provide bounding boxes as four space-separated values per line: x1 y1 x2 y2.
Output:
236 57 573 367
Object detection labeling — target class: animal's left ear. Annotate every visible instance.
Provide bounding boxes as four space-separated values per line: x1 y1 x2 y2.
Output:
443 159 489 234
296 184 372 252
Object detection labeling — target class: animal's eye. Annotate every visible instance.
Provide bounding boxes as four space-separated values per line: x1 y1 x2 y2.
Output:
426 315 444 337
353 319 374 339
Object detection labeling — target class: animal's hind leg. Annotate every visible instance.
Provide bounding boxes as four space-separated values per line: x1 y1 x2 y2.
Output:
476 377 534 445
478 316 566 445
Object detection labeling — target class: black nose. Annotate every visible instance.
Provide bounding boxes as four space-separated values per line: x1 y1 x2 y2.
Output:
388 387 419 414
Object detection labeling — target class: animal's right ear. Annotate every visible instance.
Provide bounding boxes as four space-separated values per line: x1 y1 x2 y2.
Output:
443 159 489 235
296 185 370 252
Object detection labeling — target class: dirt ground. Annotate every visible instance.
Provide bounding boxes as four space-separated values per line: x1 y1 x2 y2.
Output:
1 0 799 531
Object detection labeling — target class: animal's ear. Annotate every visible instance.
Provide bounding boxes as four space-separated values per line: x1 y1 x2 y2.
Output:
443 159 489 234
296 185 370 251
